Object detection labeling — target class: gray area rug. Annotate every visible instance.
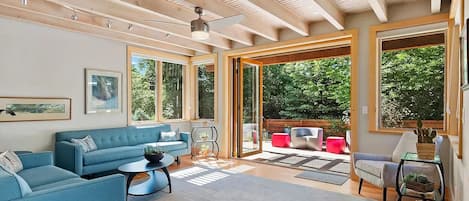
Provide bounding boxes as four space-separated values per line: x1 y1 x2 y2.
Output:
295 170 349 185
128 166 373 201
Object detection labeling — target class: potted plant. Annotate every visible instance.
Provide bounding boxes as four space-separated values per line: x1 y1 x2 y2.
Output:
144 145 164 163
414 119 437 160
403 173 434 192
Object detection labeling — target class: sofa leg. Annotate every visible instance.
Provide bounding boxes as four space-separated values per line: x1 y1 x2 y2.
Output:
382 188 387 201
176 156 181 165
358 178 363 194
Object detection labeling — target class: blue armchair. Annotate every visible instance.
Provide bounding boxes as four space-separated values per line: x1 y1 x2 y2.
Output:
0 152 126 201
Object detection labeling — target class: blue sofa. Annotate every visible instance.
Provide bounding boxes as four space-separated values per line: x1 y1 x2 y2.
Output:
55 124 191 176
0 152 125 201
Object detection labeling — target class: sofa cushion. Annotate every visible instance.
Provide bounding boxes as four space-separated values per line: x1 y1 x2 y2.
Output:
18 165 78 188
0 165 32 196
71 135 98 153
355 160 395 178
142 141 187 152
83 146 143 166
159 129 180 142
0 151 23 173
56 127 130 149
31 178 86 192
127 125 171 145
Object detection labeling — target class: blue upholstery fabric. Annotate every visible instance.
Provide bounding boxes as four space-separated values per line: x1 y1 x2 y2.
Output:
0 152 125 201
0 166 23 200
83 146 143 165
31 178 85 191
56 127 130 149
142 141 188 152
18 152 53 169
18 166 78 188
13 173 32 196
56 124 189 176
82 157 143 175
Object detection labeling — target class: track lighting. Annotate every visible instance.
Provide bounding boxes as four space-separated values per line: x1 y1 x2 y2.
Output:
71 13 78 21
128 24 134 31
106 20 112 29
20 0 27 6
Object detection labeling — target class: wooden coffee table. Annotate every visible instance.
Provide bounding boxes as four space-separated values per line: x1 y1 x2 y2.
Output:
118 153 174 196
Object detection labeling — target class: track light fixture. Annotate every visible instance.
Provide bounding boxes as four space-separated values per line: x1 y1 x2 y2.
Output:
20 0 28 6
106 20 112 29
128 24 134 31
71 11 78 21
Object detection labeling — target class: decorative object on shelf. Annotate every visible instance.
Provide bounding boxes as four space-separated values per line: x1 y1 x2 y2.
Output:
144 145 164 163
0 97 71 122
414 119 437 160
404 173 434 193
85 69 122 114
191 125 219 160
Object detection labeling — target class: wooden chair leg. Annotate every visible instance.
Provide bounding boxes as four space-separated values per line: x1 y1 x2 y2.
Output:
382 188 387 201
358 178 363 194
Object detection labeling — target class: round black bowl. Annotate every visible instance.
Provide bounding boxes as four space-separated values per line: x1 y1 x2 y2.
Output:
144 153 164 163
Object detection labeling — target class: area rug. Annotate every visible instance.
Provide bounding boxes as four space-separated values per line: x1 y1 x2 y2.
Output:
128 166 373 201
245 151 350 175
295 170 349 185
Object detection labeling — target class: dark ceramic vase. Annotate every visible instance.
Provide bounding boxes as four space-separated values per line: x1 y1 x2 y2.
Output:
144 152 164 163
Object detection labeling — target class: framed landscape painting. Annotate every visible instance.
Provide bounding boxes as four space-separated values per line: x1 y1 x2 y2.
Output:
85 69 122 114
0 97 71 122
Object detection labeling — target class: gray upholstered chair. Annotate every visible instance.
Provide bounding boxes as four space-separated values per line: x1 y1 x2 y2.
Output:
290 127 323 150
353 132 443 201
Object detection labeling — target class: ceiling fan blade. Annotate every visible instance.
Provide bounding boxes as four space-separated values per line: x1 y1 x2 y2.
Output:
144 20 189 27
207 15 244 30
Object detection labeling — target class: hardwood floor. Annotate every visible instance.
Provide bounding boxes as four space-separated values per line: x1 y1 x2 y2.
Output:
163 156 450 201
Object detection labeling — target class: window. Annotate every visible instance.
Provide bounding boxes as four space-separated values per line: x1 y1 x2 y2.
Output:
162 62 184 120
196 63 215 119
369 17 449 134
130 55 156 122
127 46 189 124
380 34 445 129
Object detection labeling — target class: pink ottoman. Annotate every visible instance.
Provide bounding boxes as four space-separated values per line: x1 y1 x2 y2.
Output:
326 136 346 154
272 133 290 147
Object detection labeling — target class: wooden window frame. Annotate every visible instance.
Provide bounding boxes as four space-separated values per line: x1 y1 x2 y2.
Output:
190 54 218 123
368 14 451 135
127 46 190 125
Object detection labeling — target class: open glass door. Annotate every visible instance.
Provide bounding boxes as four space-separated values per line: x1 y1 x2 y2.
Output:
234 58 263 157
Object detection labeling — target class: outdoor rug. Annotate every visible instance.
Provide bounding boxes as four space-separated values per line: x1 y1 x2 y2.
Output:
295 170 349 185
128 166 373 201
243 151 350 184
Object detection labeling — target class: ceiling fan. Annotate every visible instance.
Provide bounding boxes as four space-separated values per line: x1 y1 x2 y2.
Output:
146 7 244 41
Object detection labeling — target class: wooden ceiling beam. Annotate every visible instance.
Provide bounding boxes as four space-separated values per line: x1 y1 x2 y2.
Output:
0 1 196 56
247 0 309 36
368 0 388 22
184 0 279 41
431 0 441 14
123 0 254 46
47 0 231 50
311 0 345 30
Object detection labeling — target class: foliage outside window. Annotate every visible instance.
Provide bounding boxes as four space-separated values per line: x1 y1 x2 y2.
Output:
162 62 184 119
197 64 215 119
131 56 156 122
379 39 445 129
262 56 351 120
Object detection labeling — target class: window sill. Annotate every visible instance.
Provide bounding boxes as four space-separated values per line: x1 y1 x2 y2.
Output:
129 119 191 126
369 128 448 136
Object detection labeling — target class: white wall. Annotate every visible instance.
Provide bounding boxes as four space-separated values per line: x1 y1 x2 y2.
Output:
0 17 128 151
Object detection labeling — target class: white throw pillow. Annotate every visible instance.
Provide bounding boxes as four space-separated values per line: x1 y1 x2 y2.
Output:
0 151 23 173
71 135 98 152
159 129 180 142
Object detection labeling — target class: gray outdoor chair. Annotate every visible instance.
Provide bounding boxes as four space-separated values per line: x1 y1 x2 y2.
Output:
353 132 443 201
290 127 323 150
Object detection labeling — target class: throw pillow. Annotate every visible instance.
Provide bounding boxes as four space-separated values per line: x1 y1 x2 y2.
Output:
159 129 180 142
0 151 23 173
71 135 98 152
0 165 32 196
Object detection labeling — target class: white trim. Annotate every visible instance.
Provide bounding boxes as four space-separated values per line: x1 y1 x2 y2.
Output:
159 58 188 65
377 22 448 40
192 58 215 66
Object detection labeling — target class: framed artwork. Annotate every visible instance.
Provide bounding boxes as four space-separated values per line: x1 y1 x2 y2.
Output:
85 69 122 114
461 19 469 88
0 97 71 122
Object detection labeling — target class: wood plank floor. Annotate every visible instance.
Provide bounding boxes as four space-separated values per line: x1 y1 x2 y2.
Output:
163 156 450 201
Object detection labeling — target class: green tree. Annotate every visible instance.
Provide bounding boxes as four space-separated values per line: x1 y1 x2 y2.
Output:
380 45 445 127
131 57 156 121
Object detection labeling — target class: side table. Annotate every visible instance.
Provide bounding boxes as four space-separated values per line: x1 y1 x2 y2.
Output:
191 125 219 159
395 152 445 201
